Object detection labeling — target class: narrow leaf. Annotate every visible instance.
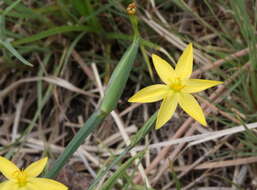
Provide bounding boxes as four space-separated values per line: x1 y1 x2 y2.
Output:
100 37 139 113
101 151 145 190
0 40 33 66
13 25 95 46
87 112 157 190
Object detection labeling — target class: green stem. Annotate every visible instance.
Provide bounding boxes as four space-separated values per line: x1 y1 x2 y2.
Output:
129 15 139 37
87 112 157 190
45 110 107 178
45 37 139 178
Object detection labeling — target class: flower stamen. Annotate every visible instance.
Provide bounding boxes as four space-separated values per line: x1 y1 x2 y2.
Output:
13 170 28 187
170 77 185 91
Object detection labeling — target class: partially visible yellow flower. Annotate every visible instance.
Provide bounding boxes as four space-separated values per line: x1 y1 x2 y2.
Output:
129 43 223 129
0 156 68 190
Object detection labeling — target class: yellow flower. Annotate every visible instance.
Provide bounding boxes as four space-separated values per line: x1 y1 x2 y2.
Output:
128 43 223 129
0 156 68 190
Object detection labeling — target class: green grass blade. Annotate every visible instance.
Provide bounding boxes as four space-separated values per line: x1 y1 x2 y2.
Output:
3 0 50 22
45 110 107 178
140 44 154 80
100 151 145 190
12 25 95 46
0 39 33 66
2 0 22 15
88 112 157 190
230 0 257 108
72 0 102 32
0 16 5 40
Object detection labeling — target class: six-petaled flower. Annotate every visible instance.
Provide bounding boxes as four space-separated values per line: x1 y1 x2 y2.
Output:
129 43 223 129
0 156 68 190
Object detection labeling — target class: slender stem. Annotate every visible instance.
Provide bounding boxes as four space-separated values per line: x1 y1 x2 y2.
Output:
45 5 140 179
87 112 157 190
45 110 107 178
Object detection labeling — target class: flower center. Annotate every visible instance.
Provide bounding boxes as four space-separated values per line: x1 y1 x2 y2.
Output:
13 170 28 187
169 77 185 91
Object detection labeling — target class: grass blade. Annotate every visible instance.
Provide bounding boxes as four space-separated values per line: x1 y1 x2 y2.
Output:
13 25 95 46
0 39 33 66
45 110 107 178
88 112 157 190
101 151 145 190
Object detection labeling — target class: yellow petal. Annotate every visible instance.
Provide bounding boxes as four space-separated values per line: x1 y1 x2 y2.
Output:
128 85 169 103
152 54 176 84
156 92 178 129
24 157 48 177
178 93 207 126
182 79 223 93
29 178 68 190
0 157 20 180
0 181 18 190
175 43 193 79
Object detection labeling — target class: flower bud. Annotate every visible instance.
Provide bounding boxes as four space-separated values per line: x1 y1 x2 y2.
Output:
127 2 136 15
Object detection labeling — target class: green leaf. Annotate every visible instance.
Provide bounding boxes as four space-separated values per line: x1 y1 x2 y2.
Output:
13 25 95 46
72 0 102 32
87 112 157 190
2 0 22 16
45 36 139 179
72 0 91 17
45 110 107 178
0 40 33 66
100 151 145 190
100 37 139 113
